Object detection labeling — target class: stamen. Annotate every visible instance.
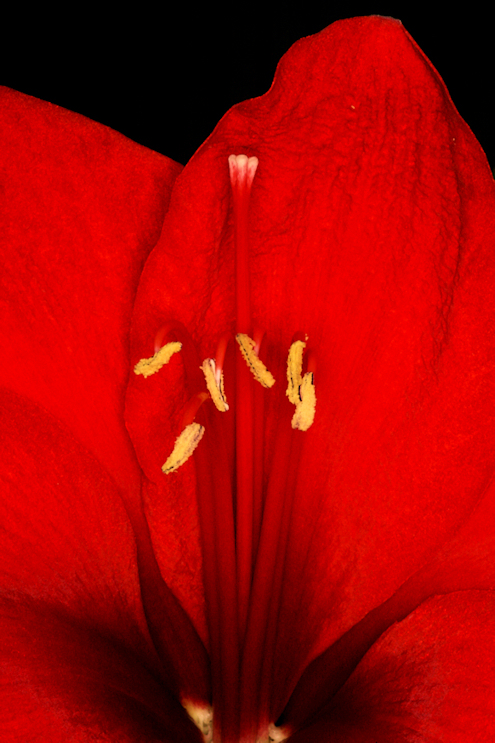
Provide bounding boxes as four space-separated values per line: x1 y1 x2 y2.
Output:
162 422 205 474
236 333 275 388
134 341 182 378
286 339 316 431
201 358 229 412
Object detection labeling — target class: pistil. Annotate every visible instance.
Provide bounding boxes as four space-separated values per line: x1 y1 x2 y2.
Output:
229 154 260 646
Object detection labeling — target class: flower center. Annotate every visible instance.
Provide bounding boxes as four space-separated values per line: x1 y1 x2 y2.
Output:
133 156 316 743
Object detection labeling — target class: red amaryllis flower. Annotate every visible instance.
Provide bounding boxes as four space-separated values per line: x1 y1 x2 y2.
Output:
1 15 495 742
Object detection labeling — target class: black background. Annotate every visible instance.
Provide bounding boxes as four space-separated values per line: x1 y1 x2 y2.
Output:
3 6 493 168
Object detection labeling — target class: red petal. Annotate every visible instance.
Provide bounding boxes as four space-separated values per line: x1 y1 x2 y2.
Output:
0 386 160 669
281 476 495 730
0 388 209 730
0 86 181 499
0 88 210 723
0 597 201 743
126 14 495 723
289 591 495 742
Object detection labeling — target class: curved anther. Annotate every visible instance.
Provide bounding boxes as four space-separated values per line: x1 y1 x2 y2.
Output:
286 339 306 405
134 341 182 378
201 358 229 412
236 333 275 388
162 391 210 474
162 422 205 474
286 337 316 431
200 332 232 412
134 322 187 378
291 371 316 431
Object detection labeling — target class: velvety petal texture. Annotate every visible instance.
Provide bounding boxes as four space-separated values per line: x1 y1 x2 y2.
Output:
0 390 200 742
291 591 495 741
0 86 182 498
0 89 204 740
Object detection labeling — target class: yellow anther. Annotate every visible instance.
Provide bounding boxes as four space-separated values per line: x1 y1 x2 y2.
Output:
134 341 182 378
291 372 316 431
236 333 275 388
286 339 306 404
201 358 229 412
286 339 316 431
162 422 204 474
